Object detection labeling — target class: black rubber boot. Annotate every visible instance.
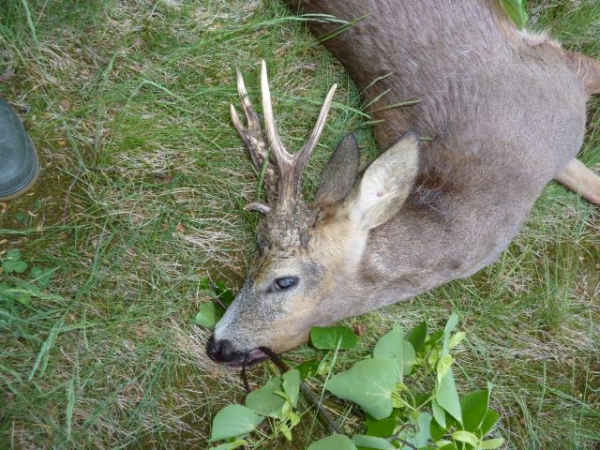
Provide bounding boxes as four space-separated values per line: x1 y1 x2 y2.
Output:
0 98 40 201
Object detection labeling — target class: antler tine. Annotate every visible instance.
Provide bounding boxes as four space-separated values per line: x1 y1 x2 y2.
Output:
231 68 266 170
294 83 338 177
260 60 294 168
260 61 338 208
231 67 279 207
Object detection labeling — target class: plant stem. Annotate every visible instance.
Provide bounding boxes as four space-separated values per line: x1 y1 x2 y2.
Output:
258 347 343 435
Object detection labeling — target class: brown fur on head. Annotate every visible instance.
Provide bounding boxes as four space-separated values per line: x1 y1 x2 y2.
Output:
207 123 421 366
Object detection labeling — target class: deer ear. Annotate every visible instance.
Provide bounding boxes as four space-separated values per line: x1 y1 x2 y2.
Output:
347 131 420 230
314 134 360 205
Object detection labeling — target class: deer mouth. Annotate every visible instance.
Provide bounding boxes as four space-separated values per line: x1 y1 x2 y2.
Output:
224 348 269 370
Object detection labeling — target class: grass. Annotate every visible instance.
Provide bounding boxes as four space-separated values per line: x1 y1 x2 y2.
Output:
0 0 598 448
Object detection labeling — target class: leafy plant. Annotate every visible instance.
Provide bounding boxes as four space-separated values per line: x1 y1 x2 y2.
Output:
201 312 504 449
0 249 55 307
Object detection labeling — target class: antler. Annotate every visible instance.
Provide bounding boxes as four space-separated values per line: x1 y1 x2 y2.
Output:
230 67 277 211
231 61 337 215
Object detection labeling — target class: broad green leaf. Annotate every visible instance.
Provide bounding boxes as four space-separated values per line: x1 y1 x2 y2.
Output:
402 340 416 375
451 430 479 447
245 377 286 418
479 409 500 437
501 0 528 30
364 411 398 437
311 325 358 350
481 438 505 449
327 358 398 420
401 412 432 448
210 405 263 441
432 398 446 429
282 369 300 407
352 434 396 449
460 389 490 432
441 313 459 357
436 369 462 423
408 321 427 353
308 434 357 450
194 302 217 330
373 325 404 380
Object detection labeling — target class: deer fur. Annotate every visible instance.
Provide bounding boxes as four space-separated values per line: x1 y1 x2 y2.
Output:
206 0 600 367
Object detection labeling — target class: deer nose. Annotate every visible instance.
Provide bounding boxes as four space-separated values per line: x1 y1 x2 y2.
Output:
206 336 242 363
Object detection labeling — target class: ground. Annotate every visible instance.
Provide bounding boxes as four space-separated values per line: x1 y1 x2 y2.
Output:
0 1 598 449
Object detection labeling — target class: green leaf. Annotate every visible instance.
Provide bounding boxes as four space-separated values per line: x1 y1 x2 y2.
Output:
451 430 480 447
311 325 358 350
480 438 505 449
326 358 398 420
210 405 263 441
436 354 453 383
402 340 416 375
194 302 218 330
436 369 462 423
245 377 286 419
13 261 28 274
279 421 293 441
364 410 398 437
401 411 432 448
352 434 396 449
501 0 528 30
296 358 320 379
199 277 211 291
308 434 357 450
5 249 22 261
373 325 404 380
430 413 446 442
3 260 28 274
432 398 446 429
479 409 500 437
438 445 458 450
31 267 54 289
213 281 235 306
460 389 490 432
408 321 427 353
441 313 459 357
282 369 300 407
449 332 466 349
16 291 31 305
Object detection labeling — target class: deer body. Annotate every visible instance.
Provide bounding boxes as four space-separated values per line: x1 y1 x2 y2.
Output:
207 0 600 366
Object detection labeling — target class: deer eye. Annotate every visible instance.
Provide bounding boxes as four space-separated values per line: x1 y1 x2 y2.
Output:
274 276 298 291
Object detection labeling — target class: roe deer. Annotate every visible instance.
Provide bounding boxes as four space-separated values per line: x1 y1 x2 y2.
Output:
206 1 600 367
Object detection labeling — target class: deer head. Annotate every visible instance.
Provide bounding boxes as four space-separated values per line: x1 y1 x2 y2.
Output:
206 62 420 368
